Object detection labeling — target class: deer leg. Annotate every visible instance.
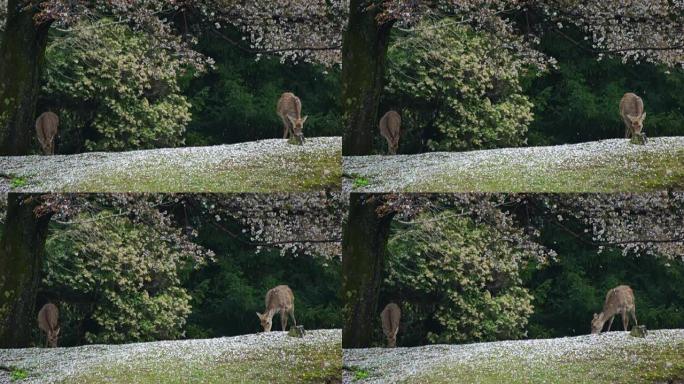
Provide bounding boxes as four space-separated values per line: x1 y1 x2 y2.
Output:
631 308 638 326
280 309 288 331
290 308 297 327
281 117 290 139
607 316 614 332
622 310 629 331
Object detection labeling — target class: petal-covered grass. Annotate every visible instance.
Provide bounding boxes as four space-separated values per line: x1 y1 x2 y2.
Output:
0 137 341 193
343 137 684 193
0 329 341 384
342 329 684 384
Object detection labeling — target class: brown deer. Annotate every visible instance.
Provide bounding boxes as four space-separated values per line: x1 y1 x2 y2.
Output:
380 302 401 348
256 285 296 332
276 92 307 144
379 111 401 155
619 93 646 138
35 111 59 155
37 303 60 348
591 285 638 334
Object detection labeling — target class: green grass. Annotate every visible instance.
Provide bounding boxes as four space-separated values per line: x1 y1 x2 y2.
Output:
9 176 27 189
73 148 341 192
411 148 684 192
10 367 29 381
352 177 370 189
346 366 370 381
62 341 342 384
411 341 684 384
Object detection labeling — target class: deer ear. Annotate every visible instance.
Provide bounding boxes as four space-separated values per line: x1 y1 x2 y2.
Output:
393 328 399 338
55 327 60 335
287 115 296 124
627 114 637 123
593 313 598 319
640 112 646 121
301 116 308 124
256 312 263 320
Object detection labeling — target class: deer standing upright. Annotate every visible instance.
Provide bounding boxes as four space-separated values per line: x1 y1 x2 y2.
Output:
37 303 60 348
35 111 59 155
380 302 401 347
379 111 401 155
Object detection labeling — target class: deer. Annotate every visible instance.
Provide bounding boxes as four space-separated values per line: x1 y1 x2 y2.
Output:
37 303 60 348
379 111 401 155
35 111 59 155
619 93 646 139
591 285 638 335
256 285 296 332
380 302 401 348
276 92 307 145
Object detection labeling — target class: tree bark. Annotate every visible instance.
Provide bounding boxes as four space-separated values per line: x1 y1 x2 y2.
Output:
0 0 52 155
341 0 395 156
342 194 395 348
0 194 53 348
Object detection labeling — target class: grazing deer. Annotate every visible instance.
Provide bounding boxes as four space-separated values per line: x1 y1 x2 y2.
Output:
256 285 296 332
591 285 638 334
37 303 60 348
380 302 401 348
35 111 59 155
619 93 646 138
379 111 401 155
276 92 307 144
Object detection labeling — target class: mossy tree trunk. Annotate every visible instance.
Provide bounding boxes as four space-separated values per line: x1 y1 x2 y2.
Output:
342 194 395 348
0 194 54 348
341 0 395 156
0 0 52 155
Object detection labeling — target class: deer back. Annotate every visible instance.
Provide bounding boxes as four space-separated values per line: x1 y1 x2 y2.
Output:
620 93 644 119
277 92 302 120
265 285 294 312
602 285 635 317
37 303 59 333
380 302 401 337
379 111 401 141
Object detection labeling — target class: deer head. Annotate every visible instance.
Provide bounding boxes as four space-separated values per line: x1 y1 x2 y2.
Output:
256 312 273 332
287 114 307 144
627 113 646 134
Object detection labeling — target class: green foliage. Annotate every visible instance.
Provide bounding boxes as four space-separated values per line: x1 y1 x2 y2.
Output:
184 224 341 338
182 29 341 146
523 221 684 338
43 212 198 344
385 20 534 153
352 177 369 189
10 368 28 381
525 27 684 145
384 212 534 346
9 176 26 189
41 20 191 152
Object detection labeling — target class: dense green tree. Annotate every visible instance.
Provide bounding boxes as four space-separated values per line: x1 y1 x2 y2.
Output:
382 212 536 346
385 20 534 153
41 20 192 152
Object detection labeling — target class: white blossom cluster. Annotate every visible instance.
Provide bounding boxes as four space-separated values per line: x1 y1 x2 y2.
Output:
545 192 684 259
197 192 343 261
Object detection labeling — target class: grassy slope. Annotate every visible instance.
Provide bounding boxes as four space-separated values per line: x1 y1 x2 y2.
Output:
344 330 684 384
0 330 341 384
0 138 341 193
67 339 341 384
344 137 684 192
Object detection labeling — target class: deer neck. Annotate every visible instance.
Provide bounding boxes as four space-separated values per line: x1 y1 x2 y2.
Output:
265 308 276 320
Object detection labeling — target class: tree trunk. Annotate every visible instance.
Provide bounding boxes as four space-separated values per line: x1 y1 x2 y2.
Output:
342 194 395 348
341 0 395 156
0 0 52 155
0 194 53 348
